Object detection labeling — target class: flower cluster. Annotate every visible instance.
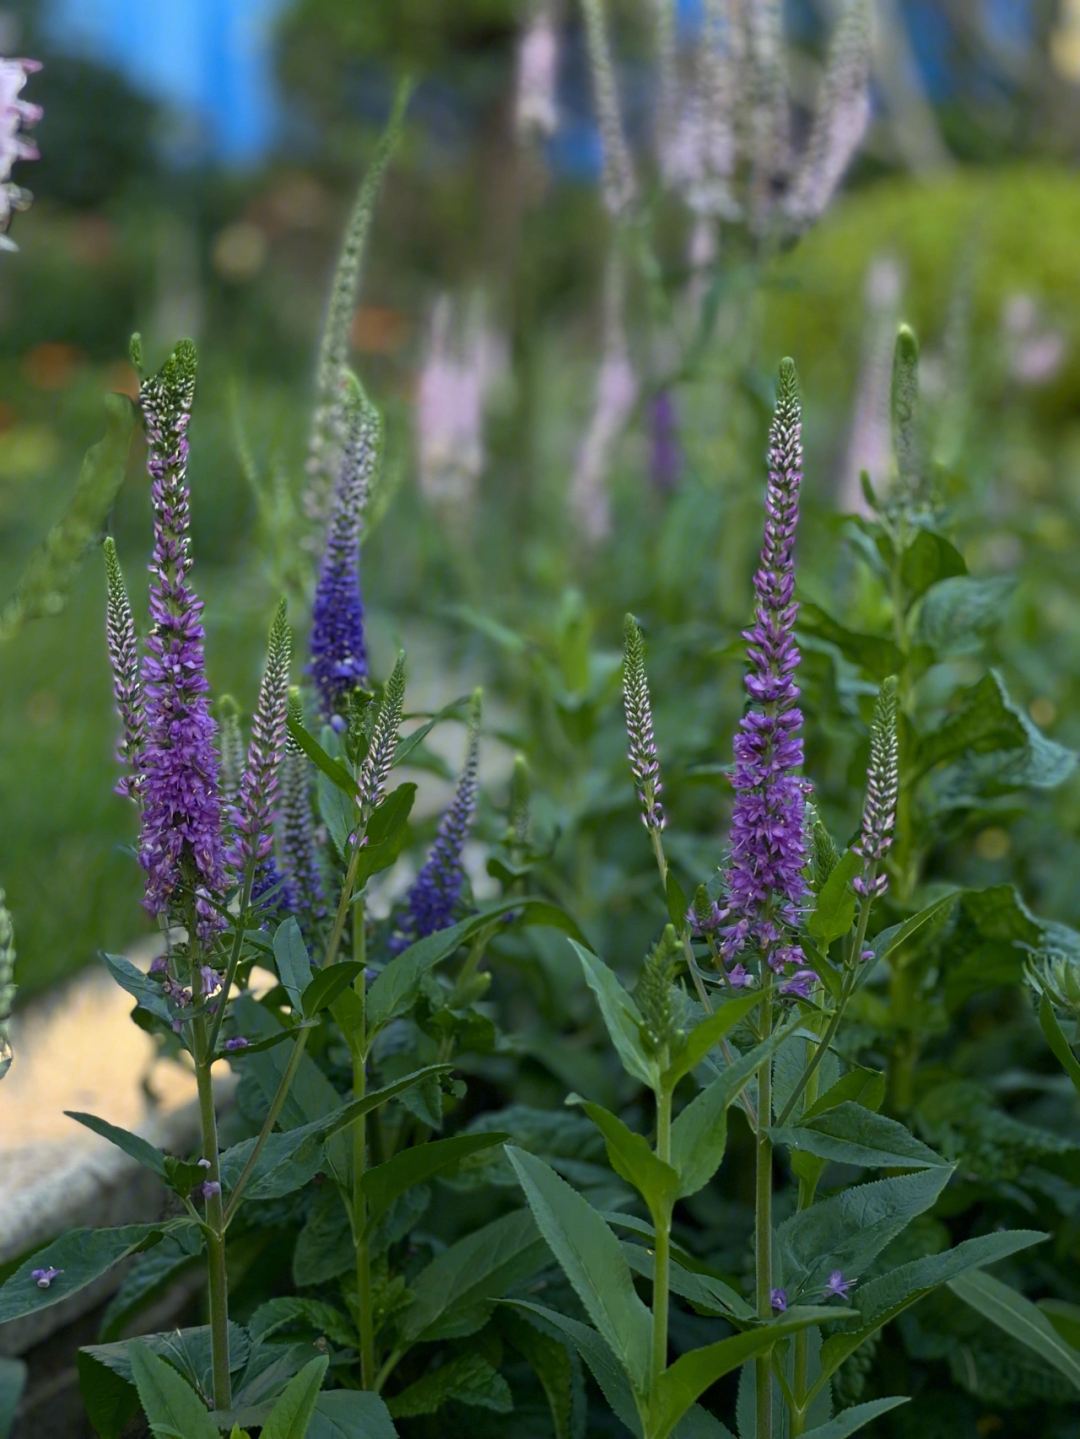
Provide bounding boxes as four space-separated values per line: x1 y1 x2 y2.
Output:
390 693 481 953
136 342 225 920
226 601 292 887
309 384 379 720
622 615 664 833
103 538 145 800
0 57 41 249
720 359 809 981
357 653 406 820
852 675 899 896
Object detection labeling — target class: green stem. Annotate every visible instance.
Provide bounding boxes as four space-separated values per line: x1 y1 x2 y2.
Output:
193 1013 230 1410
755 985 774 1439
351 893 376 1388
325 829 366 971
374 1346 405 1394
207 857 256 1056
651 1086 673 1398
222 1025 312 1227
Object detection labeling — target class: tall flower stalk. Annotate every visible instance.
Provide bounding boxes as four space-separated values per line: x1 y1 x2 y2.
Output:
390 691 482 953
137 341 225 922
623 614 665 857
280 687 327 940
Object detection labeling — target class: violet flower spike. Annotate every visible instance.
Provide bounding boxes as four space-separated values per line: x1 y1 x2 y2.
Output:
136 341 225 921
623 615 664 833
226 600 292 885
357 652 405 821
721 359 809 982
279 687 327 935
309 381 379 719
391 691 481 954
103 538 145 801
852 675 898 897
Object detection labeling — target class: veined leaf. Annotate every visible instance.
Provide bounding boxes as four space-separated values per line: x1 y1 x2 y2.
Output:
868 892 959 965
506 1146 652 1392
622 1243 753 1323
385 1351 511 1418
800 1396 909 1439
273 918 311 1011
354 783 417 886
367 898 581 1031
399 1208 547 1343
301 962 364 1020
393 696 472 768
497 1306 585 1439
796 604 902 681
0 1223 176 1323
664 991 764 1088
913 670 1076 786
816 1229 1047 1390
127 1343 219 1439
307 1390 399 1439
361 1133 507 1232
949 1268 1080 1393
572 942 657 1090
248 1298 357 1349
286 715 357 797
778 1166 954 1296
807 851 861 947
102 952 173 1026
64 1111 169 1180
914 575 1014 655
666 873 689 931
259 1355 330 1439
505 1301 642 1436
769 1103 945 1172
670 1029 786 1198
576 1100 679 1220
900 528 966 599
802 1067 885 1120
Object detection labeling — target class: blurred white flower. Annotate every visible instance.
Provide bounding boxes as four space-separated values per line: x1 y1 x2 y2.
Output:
0 56 42 249
515 5 560 141
841 255 903 512
416 296 502 515
1002 293 1068 386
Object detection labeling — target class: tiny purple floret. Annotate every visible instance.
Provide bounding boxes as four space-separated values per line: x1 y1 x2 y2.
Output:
770 1288 788 1312
31 1267 62 1288
224 1036 249 1051
825 1270 854 1299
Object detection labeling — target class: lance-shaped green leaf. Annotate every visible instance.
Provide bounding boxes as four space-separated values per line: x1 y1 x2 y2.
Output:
506 1146 652 1392
778 1166 954 1296
769 1102 946 1171
796 604 902 682
622 1242 753 1323
497 1306 585 1439
913 575 1015 656
800 1397 909 1439
273 918 311 1011
505 1301 642 1436
306 1390 399 1439
259 1355 330 1439
286 715 358 797
807 850 860 947
666 873 688 931
815 1229 1047 1390
127 1343 220 1439
300 962 364 1020
868 892 958 965
1039 993 1080 1095
385 1350 511 1418
361 1133 507 1233
102 952 173 1026
664 990 764 1088
368 899 582 1031
571 941 657 1090
670 1028 787 1198
574 1099 678 1218
399 1208 547 1343
900 527 966 600
913 670 1076 785
648 1310 850 1439
949 1268 1080 1393
393 696 472 768
249 1298 357 1349
354 782 417 886
802 1067 885 1120
64 1111 169 1181
0 1223 180 1323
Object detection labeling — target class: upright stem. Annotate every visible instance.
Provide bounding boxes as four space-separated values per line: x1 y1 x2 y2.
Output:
207 858 255 1056
222 1025 312 1226
789 1059 822 1439
755 986 774 1439
193 1013 230 1410
651 1085 673 1401
326 833 365 971
351 893 376 1387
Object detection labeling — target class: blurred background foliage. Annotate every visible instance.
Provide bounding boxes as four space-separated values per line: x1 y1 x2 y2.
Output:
2 0 1080 1014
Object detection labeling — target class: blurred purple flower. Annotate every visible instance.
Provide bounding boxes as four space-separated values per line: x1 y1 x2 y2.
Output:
0 57 41 248
648 389 682 491
516 5 560 141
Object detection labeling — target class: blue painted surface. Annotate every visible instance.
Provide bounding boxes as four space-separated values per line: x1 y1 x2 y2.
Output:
46 0 289 164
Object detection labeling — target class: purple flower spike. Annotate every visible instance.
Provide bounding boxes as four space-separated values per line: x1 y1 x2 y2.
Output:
623 615 664 834
390 692 481 953
722 360 809 984
136 342 224 921
226 601 292 886
31 1267 62 1289
309 383 380 720
826 1270 854 1299
103 537 144 800
770 1288 787 1312
357 653 405 820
